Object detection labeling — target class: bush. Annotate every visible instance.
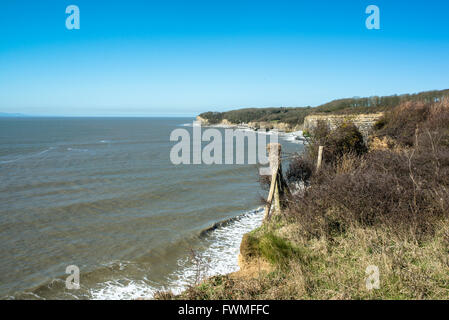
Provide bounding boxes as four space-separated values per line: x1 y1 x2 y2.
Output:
286 156 313 184
287 98 449 241
374 101 430 146
200 111 223 124
307 120 367 165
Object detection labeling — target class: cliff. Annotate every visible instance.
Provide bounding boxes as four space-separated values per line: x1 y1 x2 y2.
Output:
303 112 384 138
196 115 301 132
197 113 382 136
197 89 449 132
195 115 209 124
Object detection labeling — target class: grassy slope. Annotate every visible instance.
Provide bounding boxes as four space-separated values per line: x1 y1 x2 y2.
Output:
168 220 449 299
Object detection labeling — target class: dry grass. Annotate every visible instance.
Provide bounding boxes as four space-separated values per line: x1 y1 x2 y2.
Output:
159 219 449 300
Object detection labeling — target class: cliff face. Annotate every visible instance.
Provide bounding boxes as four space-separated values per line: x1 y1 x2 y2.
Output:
303 113 384 138
198 113 383 135
247 121 300 132
196 115 210 125
196 116 236 127
195 116 300 132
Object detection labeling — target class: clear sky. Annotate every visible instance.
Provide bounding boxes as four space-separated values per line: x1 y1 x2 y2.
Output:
0 0 448 116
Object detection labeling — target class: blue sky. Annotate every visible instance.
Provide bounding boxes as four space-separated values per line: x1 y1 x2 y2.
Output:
0 0 448 116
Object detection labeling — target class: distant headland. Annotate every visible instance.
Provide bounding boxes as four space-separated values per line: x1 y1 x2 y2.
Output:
197 89 449 133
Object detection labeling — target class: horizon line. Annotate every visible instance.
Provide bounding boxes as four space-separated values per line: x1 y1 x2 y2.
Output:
0 113 197 118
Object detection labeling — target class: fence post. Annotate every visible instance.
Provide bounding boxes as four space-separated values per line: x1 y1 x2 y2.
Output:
264 143 290 221
316 145 324 172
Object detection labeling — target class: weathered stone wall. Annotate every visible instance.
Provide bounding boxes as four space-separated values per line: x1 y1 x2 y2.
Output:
303 113 384 138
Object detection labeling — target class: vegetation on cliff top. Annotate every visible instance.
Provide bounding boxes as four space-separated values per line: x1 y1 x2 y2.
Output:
199 89 449 126
159 97 449 300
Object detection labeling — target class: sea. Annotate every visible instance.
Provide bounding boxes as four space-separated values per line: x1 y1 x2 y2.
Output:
0 117 304 299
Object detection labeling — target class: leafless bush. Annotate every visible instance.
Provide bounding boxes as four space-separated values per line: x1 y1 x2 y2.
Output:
189 249 210 287
287 99 449 242
286 155 314 185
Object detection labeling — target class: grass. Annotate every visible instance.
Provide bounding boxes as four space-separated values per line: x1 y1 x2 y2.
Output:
159 220 449 300
241 227 305 267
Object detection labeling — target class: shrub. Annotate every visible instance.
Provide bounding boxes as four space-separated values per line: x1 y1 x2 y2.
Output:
287 98 449 241
307 120 367 165
200 111 223 124
373 101 430 146
286 156 313 184
328 122 367 157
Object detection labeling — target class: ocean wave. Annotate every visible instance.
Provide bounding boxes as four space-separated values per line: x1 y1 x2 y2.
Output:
90 278 157 300
11 208 264 300
66 147 89 152
0 147 55 164
167 207 264 294
87 207 264 300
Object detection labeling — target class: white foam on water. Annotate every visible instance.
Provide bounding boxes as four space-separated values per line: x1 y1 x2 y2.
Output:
0 147 54 164
88 207 264 300
67 147 89 152
90 279 157 300
166 207 264 294
22 291 46 300
280 131 305 144
0 159 16 164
